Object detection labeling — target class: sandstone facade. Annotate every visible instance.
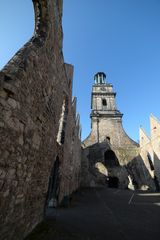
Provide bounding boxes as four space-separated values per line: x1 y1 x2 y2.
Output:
82 73 156 190
0 1 81 239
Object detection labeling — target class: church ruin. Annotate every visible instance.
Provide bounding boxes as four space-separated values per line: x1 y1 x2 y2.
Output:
0 1 160 240
82 72 157 190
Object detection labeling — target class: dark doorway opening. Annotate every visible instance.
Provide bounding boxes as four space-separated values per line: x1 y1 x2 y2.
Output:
108 176 119 188
106 136 110 142
45 156 60 209
104 150 119 168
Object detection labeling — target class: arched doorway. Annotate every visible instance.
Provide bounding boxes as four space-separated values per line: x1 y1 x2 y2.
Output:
104 150 119 168
46 156 60 208
104 150 120 188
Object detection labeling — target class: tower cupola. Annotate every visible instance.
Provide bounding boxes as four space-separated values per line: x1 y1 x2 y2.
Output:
91 72 123 121
94 72 106 84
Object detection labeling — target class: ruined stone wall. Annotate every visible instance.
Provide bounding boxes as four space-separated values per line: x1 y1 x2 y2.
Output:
0 1 81 239
150 115 160 184
82 141 155 190
82 80 154 190
139 128 154 177
58 80 81 201
140 115 160 189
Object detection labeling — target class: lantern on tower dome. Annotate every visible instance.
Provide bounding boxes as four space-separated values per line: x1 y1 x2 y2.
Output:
94 72 106 84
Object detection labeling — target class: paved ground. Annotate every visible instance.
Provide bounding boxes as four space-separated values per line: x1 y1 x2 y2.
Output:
26 187 160 240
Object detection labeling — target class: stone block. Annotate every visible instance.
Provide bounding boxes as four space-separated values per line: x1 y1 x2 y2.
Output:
7 169 16 179
0 89 7 98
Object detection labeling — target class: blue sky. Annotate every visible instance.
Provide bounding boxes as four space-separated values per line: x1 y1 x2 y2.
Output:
0 0 160 142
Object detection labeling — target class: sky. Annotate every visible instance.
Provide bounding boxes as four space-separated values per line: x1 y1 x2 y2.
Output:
0 0 160 142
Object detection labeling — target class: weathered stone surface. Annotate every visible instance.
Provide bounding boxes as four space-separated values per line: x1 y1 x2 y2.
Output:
82 73 155 190
0 1 81 240
140 115 160 190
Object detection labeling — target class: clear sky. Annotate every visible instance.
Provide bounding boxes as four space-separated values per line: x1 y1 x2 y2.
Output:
0 0 160 142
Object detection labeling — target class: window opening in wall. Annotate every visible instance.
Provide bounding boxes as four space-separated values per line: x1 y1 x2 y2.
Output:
106 136 110 142
61 129 65 144
99 75 103 83
57 96 68 145
147 153 160 191
102 99 107 110
45 156 60 210
102 99 107 106
147 153 154 170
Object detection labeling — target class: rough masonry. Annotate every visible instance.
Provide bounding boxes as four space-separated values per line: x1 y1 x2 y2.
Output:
139 115 160 191
0 1 81 239
82 72 157 190
0 1 160 240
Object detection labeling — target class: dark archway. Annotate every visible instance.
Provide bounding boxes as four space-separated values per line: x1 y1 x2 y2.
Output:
108 176 119 188
46 156 60 209
104 150 120 188
104 150 119 168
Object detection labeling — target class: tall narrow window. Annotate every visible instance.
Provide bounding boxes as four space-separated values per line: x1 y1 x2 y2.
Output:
102 99 107 106
57 96 68 145
99 75 103 84
106 136 110 142
45 156 60 209
147 153 154 170
102 99 107 110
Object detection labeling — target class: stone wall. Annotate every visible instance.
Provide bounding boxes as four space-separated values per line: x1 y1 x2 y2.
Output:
82 140 155 190
0 1 81 239
82 78 155 190
82 113 157 190
140 115 160 190
85 117 139 147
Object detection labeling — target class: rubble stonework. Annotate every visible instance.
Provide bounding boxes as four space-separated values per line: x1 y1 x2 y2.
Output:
82 73 156 190
0 1 81 239
0 1 160 239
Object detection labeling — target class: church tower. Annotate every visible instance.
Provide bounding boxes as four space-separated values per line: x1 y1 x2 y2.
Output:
84 72 136 147
82 72 155 190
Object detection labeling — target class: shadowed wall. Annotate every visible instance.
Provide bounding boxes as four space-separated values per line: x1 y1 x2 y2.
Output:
0 1 81 239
